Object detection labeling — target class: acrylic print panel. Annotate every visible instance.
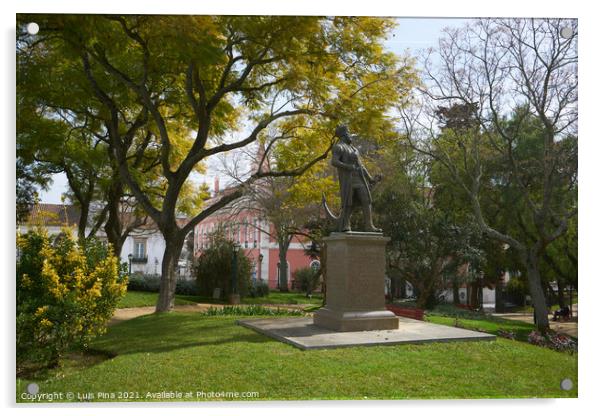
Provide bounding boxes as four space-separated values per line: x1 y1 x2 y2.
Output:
16 12 577 404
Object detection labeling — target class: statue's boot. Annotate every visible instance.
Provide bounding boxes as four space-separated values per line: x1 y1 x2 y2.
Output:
364 224 382 233
362 204 381 232
338 206 353 232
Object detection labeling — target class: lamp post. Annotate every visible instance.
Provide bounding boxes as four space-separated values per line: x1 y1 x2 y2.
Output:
229 243 240 305
128 253 133 275
258 253 264 282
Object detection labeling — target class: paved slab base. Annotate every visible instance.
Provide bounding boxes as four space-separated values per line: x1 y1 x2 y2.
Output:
237 317 495 350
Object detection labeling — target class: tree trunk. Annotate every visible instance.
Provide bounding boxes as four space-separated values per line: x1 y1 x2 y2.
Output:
156 235 185 312
77 204 89 244
526 251 550 332
495 280 505 313
469 281 479 309
278 238 290 292
416 268 439 310
416 292 427 310
105 180 124 256
452 279 460 304
557 278 566 308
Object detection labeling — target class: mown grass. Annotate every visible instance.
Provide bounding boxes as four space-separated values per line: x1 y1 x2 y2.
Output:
425 315 537 342
17 312 577 402
241 292 322 305
117 291 200 308
425 304 577 342
117 290 322 309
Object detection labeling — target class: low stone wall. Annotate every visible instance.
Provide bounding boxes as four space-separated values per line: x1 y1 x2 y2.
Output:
385 305 425 321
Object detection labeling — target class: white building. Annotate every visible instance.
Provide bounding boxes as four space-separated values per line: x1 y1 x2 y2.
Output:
18 203 191 277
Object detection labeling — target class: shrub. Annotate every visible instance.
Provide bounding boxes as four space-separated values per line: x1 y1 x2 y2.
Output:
127 273 199 296
127 273 159 292
195 230 252 299
176 278 200 296
293 267 321 296
17 230 127 372
248 281 270 298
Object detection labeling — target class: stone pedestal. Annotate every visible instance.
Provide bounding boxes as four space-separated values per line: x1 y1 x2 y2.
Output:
313 232 399 332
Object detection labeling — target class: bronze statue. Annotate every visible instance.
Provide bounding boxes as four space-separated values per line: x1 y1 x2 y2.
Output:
323 125 381 232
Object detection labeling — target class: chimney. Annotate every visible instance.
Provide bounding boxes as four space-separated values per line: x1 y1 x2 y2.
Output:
213 177 220 196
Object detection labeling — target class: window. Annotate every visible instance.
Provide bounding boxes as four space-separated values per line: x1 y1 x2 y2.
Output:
134 239 146 259
254 219 259 244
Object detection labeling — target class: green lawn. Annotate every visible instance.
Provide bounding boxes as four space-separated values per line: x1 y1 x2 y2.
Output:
117 290 323 309
117 291 201 308
425 305 576 342
241 292 322 305
17 312 577 402
425 315 537 342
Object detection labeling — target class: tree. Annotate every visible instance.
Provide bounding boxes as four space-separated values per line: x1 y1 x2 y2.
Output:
245 175 318 291
30 15 413 312
17 18 156 252
372 140 485 309
16 157 46 224
195 227 252 299
400 18 577 330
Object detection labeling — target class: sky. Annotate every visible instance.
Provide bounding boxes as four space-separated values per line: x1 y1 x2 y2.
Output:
36 17 470 204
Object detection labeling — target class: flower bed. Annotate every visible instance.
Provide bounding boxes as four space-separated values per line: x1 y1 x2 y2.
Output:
528 330 577 354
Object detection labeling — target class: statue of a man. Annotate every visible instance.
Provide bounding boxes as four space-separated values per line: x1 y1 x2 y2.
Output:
325 125 381 233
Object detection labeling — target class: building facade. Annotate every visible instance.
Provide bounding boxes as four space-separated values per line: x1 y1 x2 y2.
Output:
193 180 319 290
19 203 192 277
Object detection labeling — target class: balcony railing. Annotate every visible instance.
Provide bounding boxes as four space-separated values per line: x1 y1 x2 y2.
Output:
131 256 148 264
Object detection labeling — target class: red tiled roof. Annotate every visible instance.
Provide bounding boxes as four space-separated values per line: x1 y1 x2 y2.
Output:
22 203 190 231
25 203 80 227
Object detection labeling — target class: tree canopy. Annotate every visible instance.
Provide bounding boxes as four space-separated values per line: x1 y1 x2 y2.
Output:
17 15 417 311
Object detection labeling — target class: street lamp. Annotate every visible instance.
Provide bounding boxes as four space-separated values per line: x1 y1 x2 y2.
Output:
258 253 264 282
229 243 241 305
128 253 133 275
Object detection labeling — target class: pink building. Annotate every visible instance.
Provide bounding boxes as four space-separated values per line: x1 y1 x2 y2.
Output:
193 178 319 290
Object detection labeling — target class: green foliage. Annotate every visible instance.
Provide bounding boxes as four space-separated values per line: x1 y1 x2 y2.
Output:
16 230 127 372
16 158 46 224
127 274 199 296
195 228 252 298
16 14 419 310
199 305 304 317
425 102 578 312
248 281 270 298
506 274 529 297
373 168 485 309
293 267 321 296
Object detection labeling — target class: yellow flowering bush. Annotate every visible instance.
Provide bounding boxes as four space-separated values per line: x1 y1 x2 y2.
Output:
17 229 127 370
